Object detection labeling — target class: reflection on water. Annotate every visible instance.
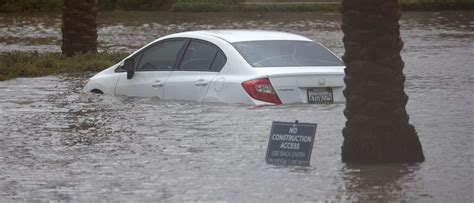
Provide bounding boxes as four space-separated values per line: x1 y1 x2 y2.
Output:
0 11 473 201
342 164 424 202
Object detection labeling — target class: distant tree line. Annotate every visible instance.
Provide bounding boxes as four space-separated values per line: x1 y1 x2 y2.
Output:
0 0 174 12
96 0 176 10
0 0 63 12
0 0 245 12
1 0 472 12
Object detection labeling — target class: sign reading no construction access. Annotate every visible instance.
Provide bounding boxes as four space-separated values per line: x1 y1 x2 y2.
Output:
265 121 317 166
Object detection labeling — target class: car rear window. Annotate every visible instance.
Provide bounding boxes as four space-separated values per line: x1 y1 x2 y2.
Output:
233 40 344 67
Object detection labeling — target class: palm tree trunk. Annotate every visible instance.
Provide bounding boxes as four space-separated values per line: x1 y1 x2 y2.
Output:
61 0 98 56
340 0 424 163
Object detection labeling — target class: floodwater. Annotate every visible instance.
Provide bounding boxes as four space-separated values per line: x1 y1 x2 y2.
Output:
0 11 473 201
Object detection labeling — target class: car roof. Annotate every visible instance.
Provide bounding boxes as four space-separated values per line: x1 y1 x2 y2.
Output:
168 30 312 43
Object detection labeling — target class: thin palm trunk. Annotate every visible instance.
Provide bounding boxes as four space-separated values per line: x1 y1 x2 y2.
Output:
61 0 98 56
340 0 424 163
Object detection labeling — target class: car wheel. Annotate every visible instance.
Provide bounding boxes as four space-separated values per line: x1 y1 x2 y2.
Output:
90 89 103 94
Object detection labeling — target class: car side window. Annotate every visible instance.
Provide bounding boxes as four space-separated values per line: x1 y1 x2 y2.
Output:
179 40 219 71
137 40 185 71
133 52 144 69
210 51 226 72
115 52 143 72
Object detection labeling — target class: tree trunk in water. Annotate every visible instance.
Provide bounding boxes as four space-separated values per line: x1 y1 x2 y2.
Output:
341 0 424 163
61 0 98 56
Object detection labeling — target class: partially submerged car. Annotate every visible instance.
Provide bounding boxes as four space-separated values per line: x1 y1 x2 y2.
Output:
83 30 345 105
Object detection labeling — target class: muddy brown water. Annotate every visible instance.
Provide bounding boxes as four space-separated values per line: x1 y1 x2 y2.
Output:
0 11 473 201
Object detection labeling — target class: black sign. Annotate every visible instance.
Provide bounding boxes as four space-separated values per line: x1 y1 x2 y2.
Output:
265 121 317 166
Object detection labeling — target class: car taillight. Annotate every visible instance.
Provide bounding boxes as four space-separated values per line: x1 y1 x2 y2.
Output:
242 78 282 104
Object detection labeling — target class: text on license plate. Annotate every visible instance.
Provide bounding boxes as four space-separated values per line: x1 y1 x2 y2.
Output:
307 88 334 103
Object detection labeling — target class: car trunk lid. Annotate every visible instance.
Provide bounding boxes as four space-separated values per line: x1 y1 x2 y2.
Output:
254 66 345 104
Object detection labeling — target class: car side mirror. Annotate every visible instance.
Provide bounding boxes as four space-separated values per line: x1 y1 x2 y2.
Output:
124 58 135 79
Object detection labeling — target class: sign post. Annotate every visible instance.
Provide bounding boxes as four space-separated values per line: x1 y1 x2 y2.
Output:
265 121 317 166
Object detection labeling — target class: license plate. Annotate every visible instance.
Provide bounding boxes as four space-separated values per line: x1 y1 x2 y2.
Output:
307 88 334 103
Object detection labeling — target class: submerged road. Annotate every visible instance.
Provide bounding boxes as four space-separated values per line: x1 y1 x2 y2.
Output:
0 11 473 201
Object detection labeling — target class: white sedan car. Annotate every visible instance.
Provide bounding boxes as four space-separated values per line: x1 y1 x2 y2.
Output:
83 30 345 105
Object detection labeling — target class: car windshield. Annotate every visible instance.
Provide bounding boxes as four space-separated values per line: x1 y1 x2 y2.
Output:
233 40 344 67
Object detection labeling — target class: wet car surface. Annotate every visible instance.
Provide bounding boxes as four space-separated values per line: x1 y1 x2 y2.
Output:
84 30 345 105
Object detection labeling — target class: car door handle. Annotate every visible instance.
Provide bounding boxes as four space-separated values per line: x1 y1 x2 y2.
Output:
151 81 164 88
194 79 208 87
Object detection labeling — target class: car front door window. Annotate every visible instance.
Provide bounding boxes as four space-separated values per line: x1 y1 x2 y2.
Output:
137 40 186 71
